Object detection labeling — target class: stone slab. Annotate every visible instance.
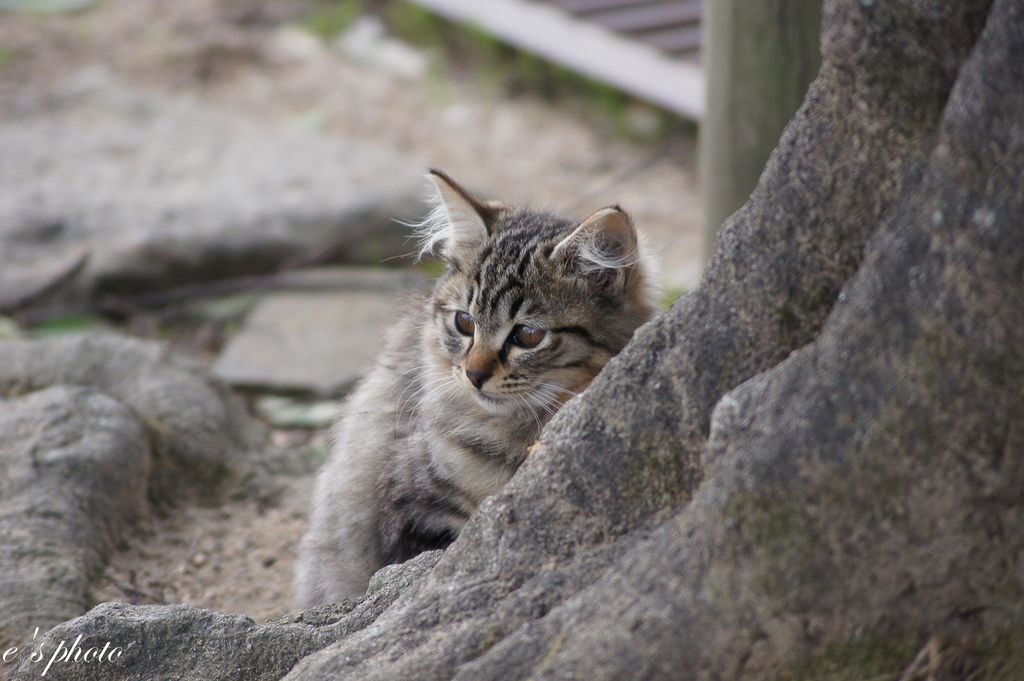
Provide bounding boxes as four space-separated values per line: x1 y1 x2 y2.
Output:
213 268 427 396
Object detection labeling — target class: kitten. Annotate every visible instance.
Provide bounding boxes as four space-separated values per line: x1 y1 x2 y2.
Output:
295 169 659 606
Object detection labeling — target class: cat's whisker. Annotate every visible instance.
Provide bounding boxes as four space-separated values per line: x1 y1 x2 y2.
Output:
414 382 458 431
528 382 580 415
396 374 430 419
533 381 579 398
401 367 449 406
515 393 544 433
397 362 436 378
527 385 565 410
398 367 455 429
527 391 560 418
510 384 559 426
428 382 464 432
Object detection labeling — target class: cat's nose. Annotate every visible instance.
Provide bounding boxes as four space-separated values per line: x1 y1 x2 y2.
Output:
465 347 497 389
465 366 492 389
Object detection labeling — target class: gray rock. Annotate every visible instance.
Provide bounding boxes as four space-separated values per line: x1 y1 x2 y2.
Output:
0 68 424 310
213 268 427 396
0 386 149 651
0 333 267 492
0 332 302 668
7 551 442 681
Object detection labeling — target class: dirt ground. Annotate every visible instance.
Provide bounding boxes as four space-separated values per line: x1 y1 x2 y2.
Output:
2 0 703 621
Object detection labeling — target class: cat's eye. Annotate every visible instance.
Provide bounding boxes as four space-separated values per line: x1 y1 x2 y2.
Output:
454 311 475 336
509 324 546 349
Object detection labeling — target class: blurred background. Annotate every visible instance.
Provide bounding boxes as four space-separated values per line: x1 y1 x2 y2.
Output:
0 0 819 619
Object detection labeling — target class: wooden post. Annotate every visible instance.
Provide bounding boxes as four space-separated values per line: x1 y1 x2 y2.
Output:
699 0 822 259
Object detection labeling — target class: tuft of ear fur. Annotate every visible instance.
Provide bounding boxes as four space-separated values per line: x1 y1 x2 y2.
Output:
414 169 504 262
552 206 640 274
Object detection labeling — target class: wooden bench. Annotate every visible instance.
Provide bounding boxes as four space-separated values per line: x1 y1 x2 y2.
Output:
404 0 704 119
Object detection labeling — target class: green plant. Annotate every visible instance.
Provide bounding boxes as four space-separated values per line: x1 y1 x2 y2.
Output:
29 312 106 336
302 0 364 39
384 3 447 49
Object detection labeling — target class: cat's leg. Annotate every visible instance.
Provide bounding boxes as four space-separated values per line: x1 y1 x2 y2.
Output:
294 428 386 607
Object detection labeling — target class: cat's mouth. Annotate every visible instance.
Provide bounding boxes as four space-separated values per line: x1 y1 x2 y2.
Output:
464 384 529 417
468 385 564 422
454 367 564 418
468 387 509 410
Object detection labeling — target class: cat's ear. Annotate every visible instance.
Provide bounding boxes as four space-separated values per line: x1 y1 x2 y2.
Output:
418 169 504 262
551 206 639 281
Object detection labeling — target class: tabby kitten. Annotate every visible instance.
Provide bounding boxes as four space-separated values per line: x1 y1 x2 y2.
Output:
295 169 659 606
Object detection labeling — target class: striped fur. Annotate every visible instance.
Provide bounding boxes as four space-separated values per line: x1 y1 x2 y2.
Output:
295 170 660 606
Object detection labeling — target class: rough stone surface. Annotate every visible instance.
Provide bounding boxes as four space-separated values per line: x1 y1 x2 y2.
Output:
0 332 294 661
0 68 423 310
7 1 1024 680
0 386 150 651
213 268 427 396
0 332 301 670
0 333 268 493
8 551 441 681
